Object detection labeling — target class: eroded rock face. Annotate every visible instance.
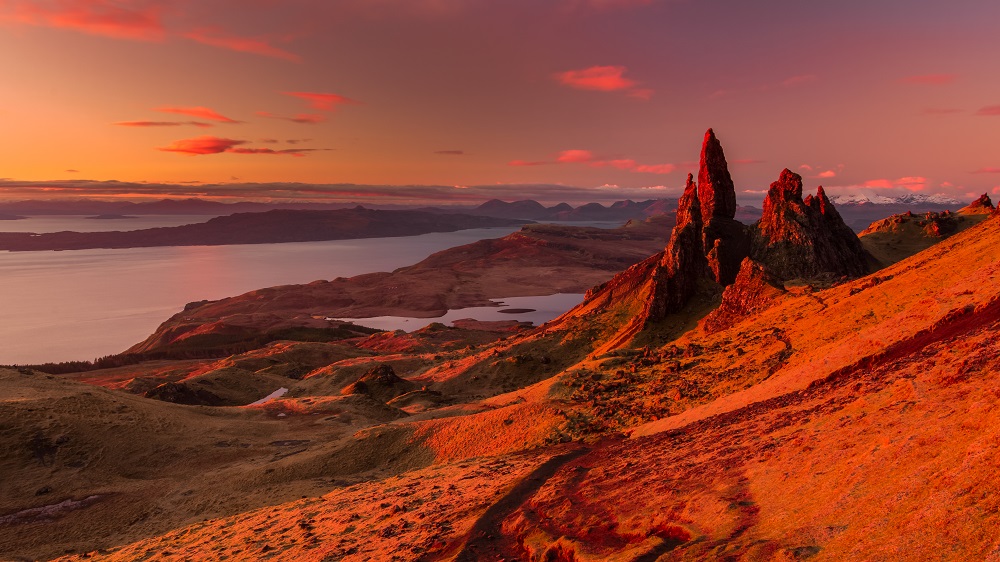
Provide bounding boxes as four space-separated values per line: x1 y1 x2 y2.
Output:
959 193 995 215
750 169 869 280
702 258 786 333
649 174 705 318
341 364 415 403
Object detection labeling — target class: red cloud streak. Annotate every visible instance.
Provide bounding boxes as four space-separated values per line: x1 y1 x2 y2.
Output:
555 65 636 91
184 28 301 63
115 121 212 128
159 136 246 155
1 0 165 41
155 106 239 123
158 136 322 157
284 92 362 111
975 105 1000 116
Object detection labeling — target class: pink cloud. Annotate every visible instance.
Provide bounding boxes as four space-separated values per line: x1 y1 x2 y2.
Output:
557 149 595 163
817 170 837 179
591 159 637 170
555 65 637 92
862 176 928 191
115 120 212 128
634 163 676 174
0 0 165 41
975 105 1000 116
227 147 317 157
158 136 325 157
900 74 957 85
158 136 245 155
284 92 362 111
184 28 301 63
155 106 239 123
972 167 1000 174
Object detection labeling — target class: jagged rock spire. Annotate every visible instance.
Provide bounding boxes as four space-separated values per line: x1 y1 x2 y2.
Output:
698 128 738 223
699 129 749 286
649 174 706 318
751 169 869 280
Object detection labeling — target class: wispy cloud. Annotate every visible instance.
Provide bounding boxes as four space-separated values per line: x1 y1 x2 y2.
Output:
115 120 213 128
971 167 1000 174
556 65 635 91
283 92 362 111
155 106 239 123
900 74 957 85
554 65 652 99
633 163 675 174
512 148 675 174
975 105 1000 116
860 176 928 191
0 0 165 41
183 28 301 62
158 136 246 155
556 149 595 163
158 135 325 157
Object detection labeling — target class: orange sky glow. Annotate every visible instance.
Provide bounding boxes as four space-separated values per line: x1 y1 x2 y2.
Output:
1 0 999 204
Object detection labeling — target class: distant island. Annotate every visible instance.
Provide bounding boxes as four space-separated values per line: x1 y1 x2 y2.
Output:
0 207 526 252
86 214 138 220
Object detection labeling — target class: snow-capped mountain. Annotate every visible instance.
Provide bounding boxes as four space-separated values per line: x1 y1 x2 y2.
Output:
832 193 964 205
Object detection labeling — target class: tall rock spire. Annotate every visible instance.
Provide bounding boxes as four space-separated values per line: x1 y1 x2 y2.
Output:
698 128 737 223
698 129 749 285
648 174 705 318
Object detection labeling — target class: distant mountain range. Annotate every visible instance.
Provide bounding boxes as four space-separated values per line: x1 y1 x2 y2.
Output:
0 198 360 216
0 208 525 252
830 193 964 205
0 194 968 234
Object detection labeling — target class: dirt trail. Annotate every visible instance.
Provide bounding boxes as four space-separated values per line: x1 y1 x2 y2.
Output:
450 446 591 561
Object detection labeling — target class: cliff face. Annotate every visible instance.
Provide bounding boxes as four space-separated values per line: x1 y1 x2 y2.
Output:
750 169 870 280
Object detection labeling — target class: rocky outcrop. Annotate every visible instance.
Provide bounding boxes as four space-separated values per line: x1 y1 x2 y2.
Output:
750 169 870 280
341 364 415 403
702 258 786 333
699 129 750 285
648 174 705 318
646 130 749 321
958 193 995 215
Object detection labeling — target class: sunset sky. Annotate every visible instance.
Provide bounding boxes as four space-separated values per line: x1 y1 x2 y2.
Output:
1 0 999 204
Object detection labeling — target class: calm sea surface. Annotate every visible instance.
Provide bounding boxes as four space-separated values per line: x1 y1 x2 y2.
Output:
0 220 617 364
